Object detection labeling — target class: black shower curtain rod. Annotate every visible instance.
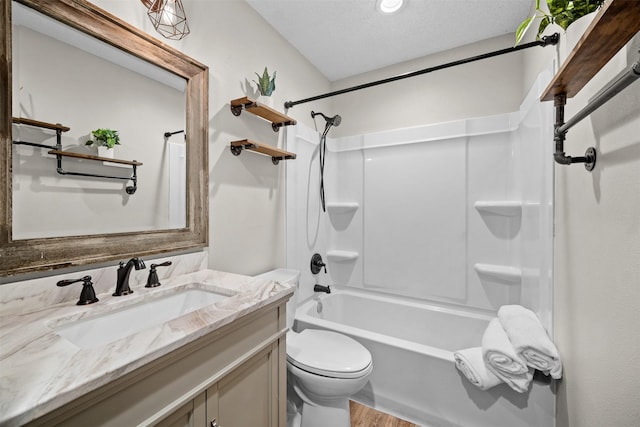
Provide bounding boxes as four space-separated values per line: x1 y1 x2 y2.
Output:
284 33 559 109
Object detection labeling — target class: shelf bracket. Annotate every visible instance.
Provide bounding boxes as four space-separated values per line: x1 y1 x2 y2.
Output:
53 159 139 194
553 54 640 172
553 93 597 171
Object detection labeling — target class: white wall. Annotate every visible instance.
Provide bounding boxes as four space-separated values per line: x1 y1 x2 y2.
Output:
328 33 527 137
517 3 640 423
87 0 332 276
548 37 640 427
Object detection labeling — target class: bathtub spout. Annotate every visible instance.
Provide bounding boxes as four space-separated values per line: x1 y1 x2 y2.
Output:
314 284 331 294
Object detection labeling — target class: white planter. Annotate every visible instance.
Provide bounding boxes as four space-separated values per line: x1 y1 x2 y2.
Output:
256 95 274 108
97 146 114 159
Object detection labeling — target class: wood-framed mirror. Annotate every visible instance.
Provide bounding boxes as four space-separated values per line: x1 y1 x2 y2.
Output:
0 0 209 277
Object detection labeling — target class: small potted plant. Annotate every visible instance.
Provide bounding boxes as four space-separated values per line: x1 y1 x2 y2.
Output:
86 128 120 158
515 0 604 45
253 66 276 107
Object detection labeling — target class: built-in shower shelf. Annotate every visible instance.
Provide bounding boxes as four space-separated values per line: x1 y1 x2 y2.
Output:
230 139 296 165
474 263 522 285
327 250 359 262
230 96 297 132
474 201 522 217
326 202 359 214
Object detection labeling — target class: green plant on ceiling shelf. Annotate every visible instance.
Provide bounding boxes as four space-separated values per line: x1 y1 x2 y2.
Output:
253 67 277 97
515 0 604 45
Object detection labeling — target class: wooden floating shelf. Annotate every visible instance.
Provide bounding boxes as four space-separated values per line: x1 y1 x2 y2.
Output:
12 117 70 132
230 97 297 132
48 150 143 166
541 0 640 101
230 139 296 165
12 116 141 194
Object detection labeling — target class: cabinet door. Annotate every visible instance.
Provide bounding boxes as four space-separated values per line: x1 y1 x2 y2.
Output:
206 344 278 427
154 394 206 427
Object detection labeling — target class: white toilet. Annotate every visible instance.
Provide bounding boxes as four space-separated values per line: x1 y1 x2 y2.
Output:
255 269 373 427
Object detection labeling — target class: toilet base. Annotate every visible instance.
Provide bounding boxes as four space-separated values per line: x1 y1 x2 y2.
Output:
300 399 350 427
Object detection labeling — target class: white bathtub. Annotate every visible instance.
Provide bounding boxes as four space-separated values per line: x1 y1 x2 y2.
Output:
294 287 555 427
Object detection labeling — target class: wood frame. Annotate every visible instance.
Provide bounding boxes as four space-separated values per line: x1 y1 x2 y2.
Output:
0 0 209 277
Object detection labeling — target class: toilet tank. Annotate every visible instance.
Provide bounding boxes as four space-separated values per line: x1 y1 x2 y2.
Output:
254 269 300 330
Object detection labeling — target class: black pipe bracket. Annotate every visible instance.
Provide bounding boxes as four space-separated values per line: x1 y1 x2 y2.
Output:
553 93 597 171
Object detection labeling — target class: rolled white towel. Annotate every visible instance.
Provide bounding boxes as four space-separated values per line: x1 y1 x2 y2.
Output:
454 347 502 390
482 318 533 393
498 305 563 379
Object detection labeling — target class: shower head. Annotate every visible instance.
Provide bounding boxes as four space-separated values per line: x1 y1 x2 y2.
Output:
311 111 341 127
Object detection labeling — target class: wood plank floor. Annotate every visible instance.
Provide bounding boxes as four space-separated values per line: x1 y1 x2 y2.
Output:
350 401 418 427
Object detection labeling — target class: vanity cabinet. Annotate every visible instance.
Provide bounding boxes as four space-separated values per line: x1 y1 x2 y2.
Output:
156 345 278 427
26 300 288 427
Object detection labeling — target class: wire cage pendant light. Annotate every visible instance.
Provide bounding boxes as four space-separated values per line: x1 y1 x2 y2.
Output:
141 0 190 40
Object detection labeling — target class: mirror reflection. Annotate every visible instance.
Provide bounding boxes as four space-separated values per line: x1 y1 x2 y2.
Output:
11 2 187 239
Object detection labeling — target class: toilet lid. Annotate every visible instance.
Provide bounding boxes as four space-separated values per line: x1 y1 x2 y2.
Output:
287 329 372 379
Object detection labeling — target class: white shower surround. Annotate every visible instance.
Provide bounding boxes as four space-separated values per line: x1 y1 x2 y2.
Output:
285 68 555 424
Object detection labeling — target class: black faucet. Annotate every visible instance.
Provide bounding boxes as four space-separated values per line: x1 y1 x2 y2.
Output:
57 275 99 305
314 284 331 294
113 257 146 296
310 253 327 274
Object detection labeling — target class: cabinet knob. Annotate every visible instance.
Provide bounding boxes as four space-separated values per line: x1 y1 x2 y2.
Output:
210 419 219 427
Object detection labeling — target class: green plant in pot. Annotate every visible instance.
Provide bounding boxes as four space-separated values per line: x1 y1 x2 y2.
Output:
515 0 604 45
86 128 120 157
86 128 120 148
253 67 277 98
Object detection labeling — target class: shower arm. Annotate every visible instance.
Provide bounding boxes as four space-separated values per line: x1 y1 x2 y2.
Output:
284 34 559 109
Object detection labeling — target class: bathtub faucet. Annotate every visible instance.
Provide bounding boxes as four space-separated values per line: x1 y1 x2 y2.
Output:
310 253 327 274
313 284 331 294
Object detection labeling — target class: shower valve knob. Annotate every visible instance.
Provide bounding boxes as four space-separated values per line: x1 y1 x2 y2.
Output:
310 253 327 275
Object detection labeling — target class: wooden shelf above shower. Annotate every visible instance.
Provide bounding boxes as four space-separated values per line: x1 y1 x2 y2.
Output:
540 0 640 101
230 96 297 132
230 139 296 165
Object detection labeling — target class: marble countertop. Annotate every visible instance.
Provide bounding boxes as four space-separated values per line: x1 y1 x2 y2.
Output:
0 269 293 427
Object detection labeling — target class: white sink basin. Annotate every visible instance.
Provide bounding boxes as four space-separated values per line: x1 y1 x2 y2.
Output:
52 288 230 349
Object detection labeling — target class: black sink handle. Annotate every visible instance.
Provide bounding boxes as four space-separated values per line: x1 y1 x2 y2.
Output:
151 261 173 268
57 275 92 287
56 276 99 305
146 261 173 288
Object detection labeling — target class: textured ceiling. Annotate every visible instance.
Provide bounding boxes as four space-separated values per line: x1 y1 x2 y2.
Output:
246 0 533 81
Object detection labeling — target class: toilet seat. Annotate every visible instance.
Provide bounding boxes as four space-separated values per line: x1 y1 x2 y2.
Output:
287 329 372 379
